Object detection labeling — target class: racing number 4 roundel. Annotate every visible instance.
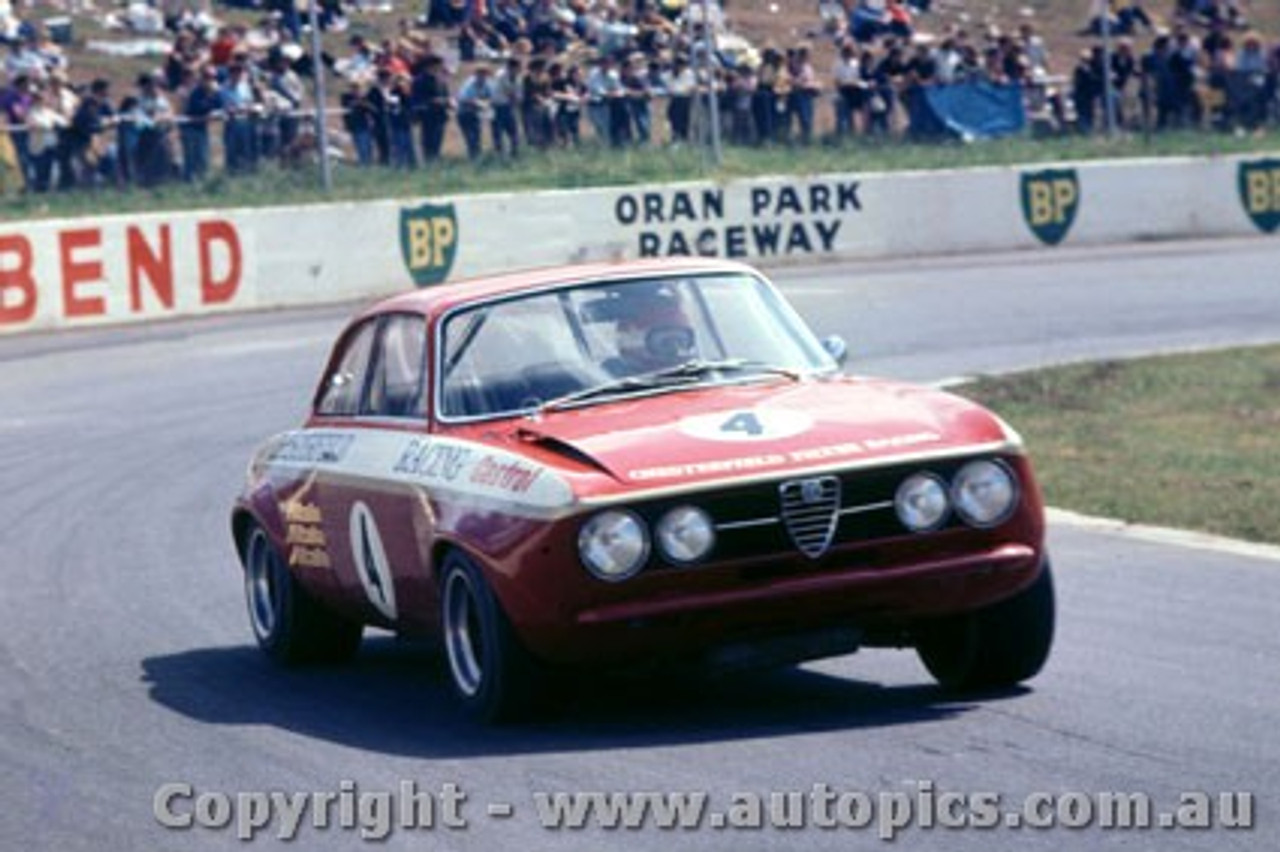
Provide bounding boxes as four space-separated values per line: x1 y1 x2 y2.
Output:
680 410 813 442
349 502 397 620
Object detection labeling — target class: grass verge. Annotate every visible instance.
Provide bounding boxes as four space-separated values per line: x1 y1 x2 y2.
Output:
962 345 1280 545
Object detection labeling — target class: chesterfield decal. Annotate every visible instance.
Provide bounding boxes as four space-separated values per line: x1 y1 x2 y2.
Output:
1239 158 1280 234
615 181 861 259
1021 169 1079 246
400 202 459 287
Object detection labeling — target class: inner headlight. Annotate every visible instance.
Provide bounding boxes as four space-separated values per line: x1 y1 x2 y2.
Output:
578 511 650 582
895 473 950 532
951 460 1018 527
655 506 715 565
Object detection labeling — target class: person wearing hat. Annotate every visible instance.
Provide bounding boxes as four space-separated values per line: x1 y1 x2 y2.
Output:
455 63 495 159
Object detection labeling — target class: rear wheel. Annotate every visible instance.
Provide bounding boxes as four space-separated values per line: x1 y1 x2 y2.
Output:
243 524 362 665
917 560 1055 690
440 550 540 723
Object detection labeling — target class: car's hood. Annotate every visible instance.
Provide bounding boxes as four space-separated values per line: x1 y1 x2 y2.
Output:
499 376 1018 492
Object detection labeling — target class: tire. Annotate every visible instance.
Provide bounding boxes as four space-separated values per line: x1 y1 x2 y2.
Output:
916 559 1056 690
439 550 541 723
243 524 362 665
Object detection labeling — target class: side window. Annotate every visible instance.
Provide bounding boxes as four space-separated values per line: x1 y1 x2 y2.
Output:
316 320 377 417
368 315 428 418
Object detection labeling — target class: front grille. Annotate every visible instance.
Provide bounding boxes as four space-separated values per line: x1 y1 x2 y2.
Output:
779 476 841 559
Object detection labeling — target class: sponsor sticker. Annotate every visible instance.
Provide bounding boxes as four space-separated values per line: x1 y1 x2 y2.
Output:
400 202 459 287
1238 158 1280 234
1021 169 1079 246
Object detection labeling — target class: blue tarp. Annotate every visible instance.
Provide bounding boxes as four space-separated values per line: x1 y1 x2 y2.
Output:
921 82 1027 141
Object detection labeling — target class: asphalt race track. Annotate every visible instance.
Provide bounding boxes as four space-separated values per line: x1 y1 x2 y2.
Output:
2 236 1278 851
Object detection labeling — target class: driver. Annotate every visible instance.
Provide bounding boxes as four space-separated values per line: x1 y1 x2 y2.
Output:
610 285 698 374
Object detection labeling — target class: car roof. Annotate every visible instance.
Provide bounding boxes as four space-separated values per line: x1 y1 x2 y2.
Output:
362 258 761 322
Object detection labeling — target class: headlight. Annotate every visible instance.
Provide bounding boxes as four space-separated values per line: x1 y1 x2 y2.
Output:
655 506 715 565
951 460 1018 527
895 473 950 532
578 510 650 582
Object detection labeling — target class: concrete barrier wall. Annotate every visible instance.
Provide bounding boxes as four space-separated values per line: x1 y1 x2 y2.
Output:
2 154 1277 335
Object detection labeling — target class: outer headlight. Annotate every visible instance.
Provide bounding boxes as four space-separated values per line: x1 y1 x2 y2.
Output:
951 460 1018 527
655 506 715 565
578 510 650 582
895 473 950 532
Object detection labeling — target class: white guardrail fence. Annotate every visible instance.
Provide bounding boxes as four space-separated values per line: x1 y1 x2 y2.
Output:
1 154 1278 335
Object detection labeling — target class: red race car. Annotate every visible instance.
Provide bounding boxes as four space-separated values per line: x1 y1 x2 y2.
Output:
232 259 1054 721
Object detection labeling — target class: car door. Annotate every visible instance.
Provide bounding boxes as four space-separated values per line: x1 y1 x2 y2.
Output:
308 313 435 630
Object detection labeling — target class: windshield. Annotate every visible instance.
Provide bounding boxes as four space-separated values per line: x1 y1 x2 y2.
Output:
438 272 835 420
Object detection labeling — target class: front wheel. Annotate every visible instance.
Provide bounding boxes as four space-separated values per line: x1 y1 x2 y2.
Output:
243 524 362 665
916 559 1056 690
440 550 541 723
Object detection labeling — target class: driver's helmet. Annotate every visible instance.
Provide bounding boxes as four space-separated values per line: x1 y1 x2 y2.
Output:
614 285 697 371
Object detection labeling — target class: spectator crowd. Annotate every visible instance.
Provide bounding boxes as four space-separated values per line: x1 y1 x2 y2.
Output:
1 0 1278 194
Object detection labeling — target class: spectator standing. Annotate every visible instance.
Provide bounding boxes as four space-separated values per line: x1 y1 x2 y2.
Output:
45 71 79 190
412 54 451 162
182 66 223 181
364 67 397 165
666 55 695 145
341 80 376 165
753 47 781 144
267 51 307 156
728 63 756 145
68 78 116 187
1073 48 1103 133
833 40 864 140
550 61 584 146
586 54 623 146
492 57 522 157
523 59 557 150
1140 34 1178 129
221 61 259 173
622 54 653 145
1 74 34 188
25 87 65 192
387 73 417 168
455 63 495 159
130 73 175 187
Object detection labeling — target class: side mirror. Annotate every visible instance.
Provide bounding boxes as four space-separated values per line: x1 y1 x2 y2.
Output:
821 335 848 367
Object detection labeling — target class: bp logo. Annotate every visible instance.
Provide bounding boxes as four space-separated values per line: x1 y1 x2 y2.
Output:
1021 169 1080 246
400 202 459 287
1238 159 1280 234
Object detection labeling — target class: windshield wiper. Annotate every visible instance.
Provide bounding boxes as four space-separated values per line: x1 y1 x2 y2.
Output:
535 359 802 414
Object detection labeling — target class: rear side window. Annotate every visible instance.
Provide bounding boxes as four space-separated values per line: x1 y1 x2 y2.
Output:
367 315 428 418
316 320 377 416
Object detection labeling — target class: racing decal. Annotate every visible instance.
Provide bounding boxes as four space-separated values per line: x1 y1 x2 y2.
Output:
627 431 944 482
678 409 814 443
400 202 459 287
267 432 355 465
349 502 397 620
262 429 575 516
1020 169 1079 246
1238 158 1280 234
284 500 330 569
615 181 860 260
